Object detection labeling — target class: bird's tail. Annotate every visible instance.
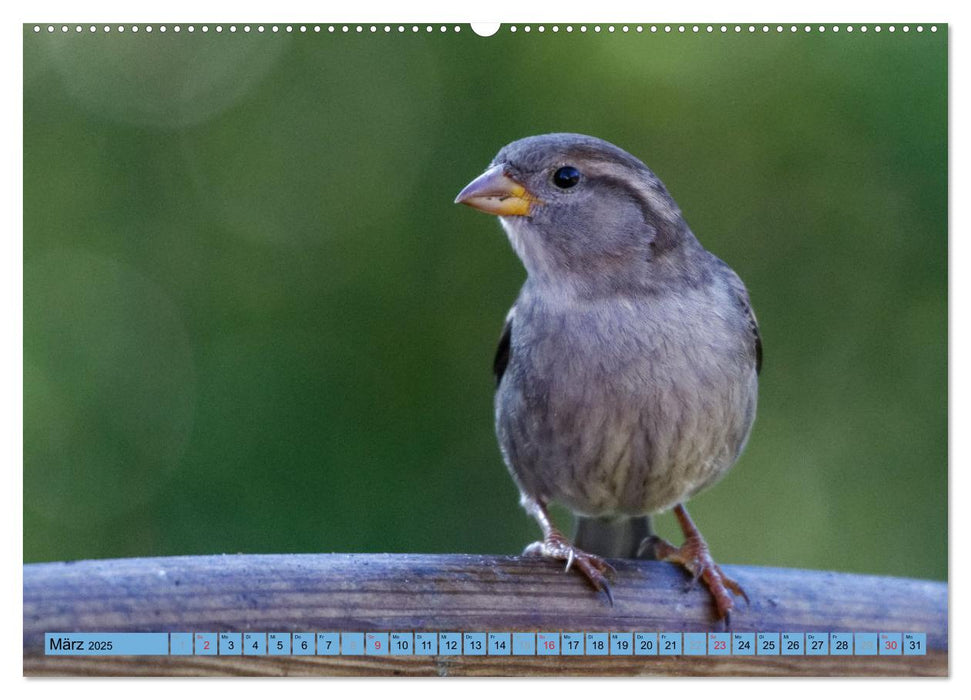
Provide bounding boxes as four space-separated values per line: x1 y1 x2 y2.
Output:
573 515 654 559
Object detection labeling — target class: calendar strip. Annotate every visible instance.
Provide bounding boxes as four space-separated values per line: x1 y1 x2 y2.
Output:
44 631 927 657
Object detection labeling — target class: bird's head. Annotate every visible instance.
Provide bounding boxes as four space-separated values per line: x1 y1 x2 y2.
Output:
455 133 692 291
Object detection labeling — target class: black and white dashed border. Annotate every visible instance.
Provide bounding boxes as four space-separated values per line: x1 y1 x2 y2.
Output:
29 23 942 35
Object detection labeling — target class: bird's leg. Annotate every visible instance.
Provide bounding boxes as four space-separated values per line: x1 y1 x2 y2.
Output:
520 494 615 604
639 504 748 621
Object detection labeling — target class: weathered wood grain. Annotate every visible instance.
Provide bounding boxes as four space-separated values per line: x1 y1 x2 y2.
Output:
23 553 947 676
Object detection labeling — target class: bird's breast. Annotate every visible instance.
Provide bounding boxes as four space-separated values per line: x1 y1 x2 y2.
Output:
496 290 757 517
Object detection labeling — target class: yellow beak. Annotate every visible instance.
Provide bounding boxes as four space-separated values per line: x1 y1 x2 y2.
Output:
454 165 538 217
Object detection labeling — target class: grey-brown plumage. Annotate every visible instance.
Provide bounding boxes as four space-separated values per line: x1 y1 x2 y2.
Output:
456 133 760 619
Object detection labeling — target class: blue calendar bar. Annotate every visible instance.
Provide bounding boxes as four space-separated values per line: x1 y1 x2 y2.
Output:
243 632 266 655
733 632 755 655
170 632 193 655
684 633 706 656
561 632 584 655
463 632 486 655
268 633 290 655
365 632 388 655
292 633 315 655
904 633 926 655
585 632 608 655
390 632 413 655
43 631 930 657
439 632 461 655
806 633 828 655
513 632 536 655
45 633 169 655
634 632 657 655
610 632 633 655
415 632 437 655
219 632 241 655
709 633 730 656
537 632 559 655
316 632 339 655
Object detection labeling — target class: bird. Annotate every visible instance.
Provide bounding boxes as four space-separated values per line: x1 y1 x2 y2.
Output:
454 133 760 621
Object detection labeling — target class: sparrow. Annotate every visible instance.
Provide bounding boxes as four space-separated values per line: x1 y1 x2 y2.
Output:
455 134 760 620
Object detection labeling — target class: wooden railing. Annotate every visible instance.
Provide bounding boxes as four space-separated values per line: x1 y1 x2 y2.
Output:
23 553 947 676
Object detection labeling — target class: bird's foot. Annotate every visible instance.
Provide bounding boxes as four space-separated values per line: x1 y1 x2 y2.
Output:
640 534 748 622
523 531 616 604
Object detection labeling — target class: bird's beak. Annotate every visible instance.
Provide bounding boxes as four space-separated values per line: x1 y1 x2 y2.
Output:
454 165 539 217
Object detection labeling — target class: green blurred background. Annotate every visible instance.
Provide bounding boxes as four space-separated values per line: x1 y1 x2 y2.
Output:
23 25 946 581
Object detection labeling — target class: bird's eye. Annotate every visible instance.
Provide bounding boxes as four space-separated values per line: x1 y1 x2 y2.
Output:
552 166 581 189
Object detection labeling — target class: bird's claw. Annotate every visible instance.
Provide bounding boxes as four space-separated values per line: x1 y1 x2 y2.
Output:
523 533 616 605
640 533 747 620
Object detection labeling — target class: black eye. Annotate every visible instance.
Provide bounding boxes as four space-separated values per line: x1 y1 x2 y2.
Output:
552 166 581 189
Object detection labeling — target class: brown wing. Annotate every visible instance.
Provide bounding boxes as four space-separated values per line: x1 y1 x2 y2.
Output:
749 299 763 375
714 257 762 375
493 308 514 388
